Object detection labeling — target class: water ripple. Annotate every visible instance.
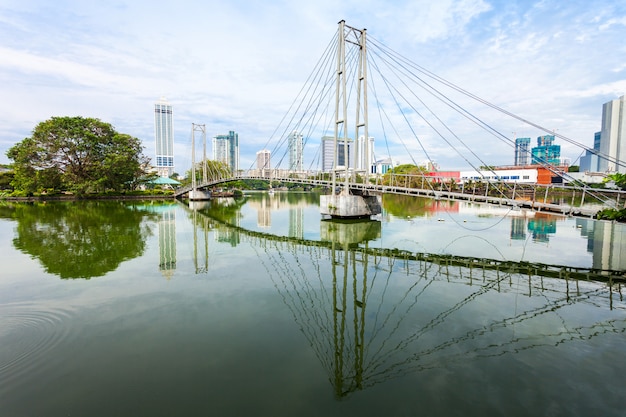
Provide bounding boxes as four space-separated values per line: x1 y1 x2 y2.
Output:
0 302 77 383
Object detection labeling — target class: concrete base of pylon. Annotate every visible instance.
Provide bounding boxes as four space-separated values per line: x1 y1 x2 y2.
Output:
320 193 382 219
189 190 211 200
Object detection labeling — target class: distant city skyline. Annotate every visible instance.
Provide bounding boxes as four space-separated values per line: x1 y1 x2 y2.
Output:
1 2 625 173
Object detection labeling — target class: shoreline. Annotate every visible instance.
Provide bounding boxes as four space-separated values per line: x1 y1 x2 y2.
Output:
0 194 176 202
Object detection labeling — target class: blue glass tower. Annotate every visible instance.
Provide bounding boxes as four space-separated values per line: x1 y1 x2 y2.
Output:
531 135 560 166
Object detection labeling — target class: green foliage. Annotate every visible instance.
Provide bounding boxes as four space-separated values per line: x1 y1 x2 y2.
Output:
382 164 430 188
0 171 14 190
6 116 149 195
568 165 580 173
387 164 427 175
603 173 626 190
595 207 626 222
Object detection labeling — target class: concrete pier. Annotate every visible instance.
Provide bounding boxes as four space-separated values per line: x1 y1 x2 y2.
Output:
189 190 211 201
320 193 382 219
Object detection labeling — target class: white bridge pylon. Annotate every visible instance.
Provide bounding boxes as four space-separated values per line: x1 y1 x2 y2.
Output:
320 20 382 219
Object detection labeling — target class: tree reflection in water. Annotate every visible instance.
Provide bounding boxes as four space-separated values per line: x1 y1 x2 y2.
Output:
2 201 159 279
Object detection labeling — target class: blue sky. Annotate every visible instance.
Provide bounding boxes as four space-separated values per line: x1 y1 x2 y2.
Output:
1 0 625 172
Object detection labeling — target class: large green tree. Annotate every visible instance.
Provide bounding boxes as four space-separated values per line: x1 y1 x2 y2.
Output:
7 116 150 195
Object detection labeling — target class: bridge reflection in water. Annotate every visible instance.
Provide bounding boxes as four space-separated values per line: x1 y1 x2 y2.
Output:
184 203 625 398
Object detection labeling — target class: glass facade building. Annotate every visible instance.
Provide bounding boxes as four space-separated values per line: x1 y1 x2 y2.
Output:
288 131 303 171
514 137 531 166
321 136 352 172
531 135 561 166
579 132 601 172
212 131 239 173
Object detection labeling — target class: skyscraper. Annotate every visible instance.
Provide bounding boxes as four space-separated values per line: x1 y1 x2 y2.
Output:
212 131 239 173
256 149 271 169
531 135 560 166
256 149 271 176
288 131 303 171
154 97 174 177
321 135 353 172
514 137 531 166
355 135 375 173
598 95 626 173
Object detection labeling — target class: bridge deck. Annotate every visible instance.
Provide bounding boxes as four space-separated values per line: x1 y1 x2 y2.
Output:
174 173 614 218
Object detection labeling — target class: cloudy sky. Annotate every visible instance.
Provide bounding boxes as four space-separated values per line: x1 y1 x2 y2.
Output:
1 0 625 173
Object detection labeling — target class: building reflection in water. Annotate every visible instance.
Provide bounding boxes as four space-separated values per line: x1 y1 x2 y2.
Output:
510 217 526 241
576 218 626 271
246 193 274 228
289 206 304 239
527 213 557 242
158 208 177 279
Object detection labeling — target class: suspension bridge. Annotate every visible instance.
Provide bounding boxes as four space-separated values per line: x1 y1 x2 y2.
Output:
176 20 626 218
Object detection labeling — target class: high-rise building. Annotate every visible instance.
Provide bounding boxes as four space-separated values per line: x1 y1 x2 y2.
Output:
579 132 601 172
356 135 375 172
154 97 174 177
598 95 626 173
531 135 560 166
288 131 304 171
321 135 353 172
212 131 239 173
514 137 531 166
256 149 271 173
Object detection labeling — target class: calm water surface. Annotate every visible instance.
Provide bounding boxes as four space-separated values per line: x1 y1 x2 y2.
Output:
0 193 624 417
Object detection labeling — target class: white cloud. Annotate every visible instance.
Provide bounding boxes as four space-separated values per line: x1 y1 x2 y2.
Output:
0 0 624 172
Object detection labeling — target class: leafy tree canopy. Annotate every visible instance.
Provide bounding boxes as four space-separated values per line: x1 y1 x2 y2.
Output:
387 164 427 175
7 116 150 195
603 173 626 190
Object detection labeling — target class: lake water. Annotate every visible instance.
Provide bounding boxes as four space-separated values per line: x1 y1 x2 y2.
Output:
0 193 624 417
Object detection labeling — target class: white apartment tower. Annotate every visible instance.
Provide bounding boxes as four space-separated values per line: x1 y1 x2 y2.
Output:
599 95 626 173
288 131 304 171
356 135 375 173
256 149 271 174
154 97 174 177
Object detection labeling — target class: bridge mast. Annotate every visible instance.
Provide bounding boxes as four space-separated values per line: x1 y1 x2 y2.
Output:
332 20 347 195
355 25 369 184
321 21 381 218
